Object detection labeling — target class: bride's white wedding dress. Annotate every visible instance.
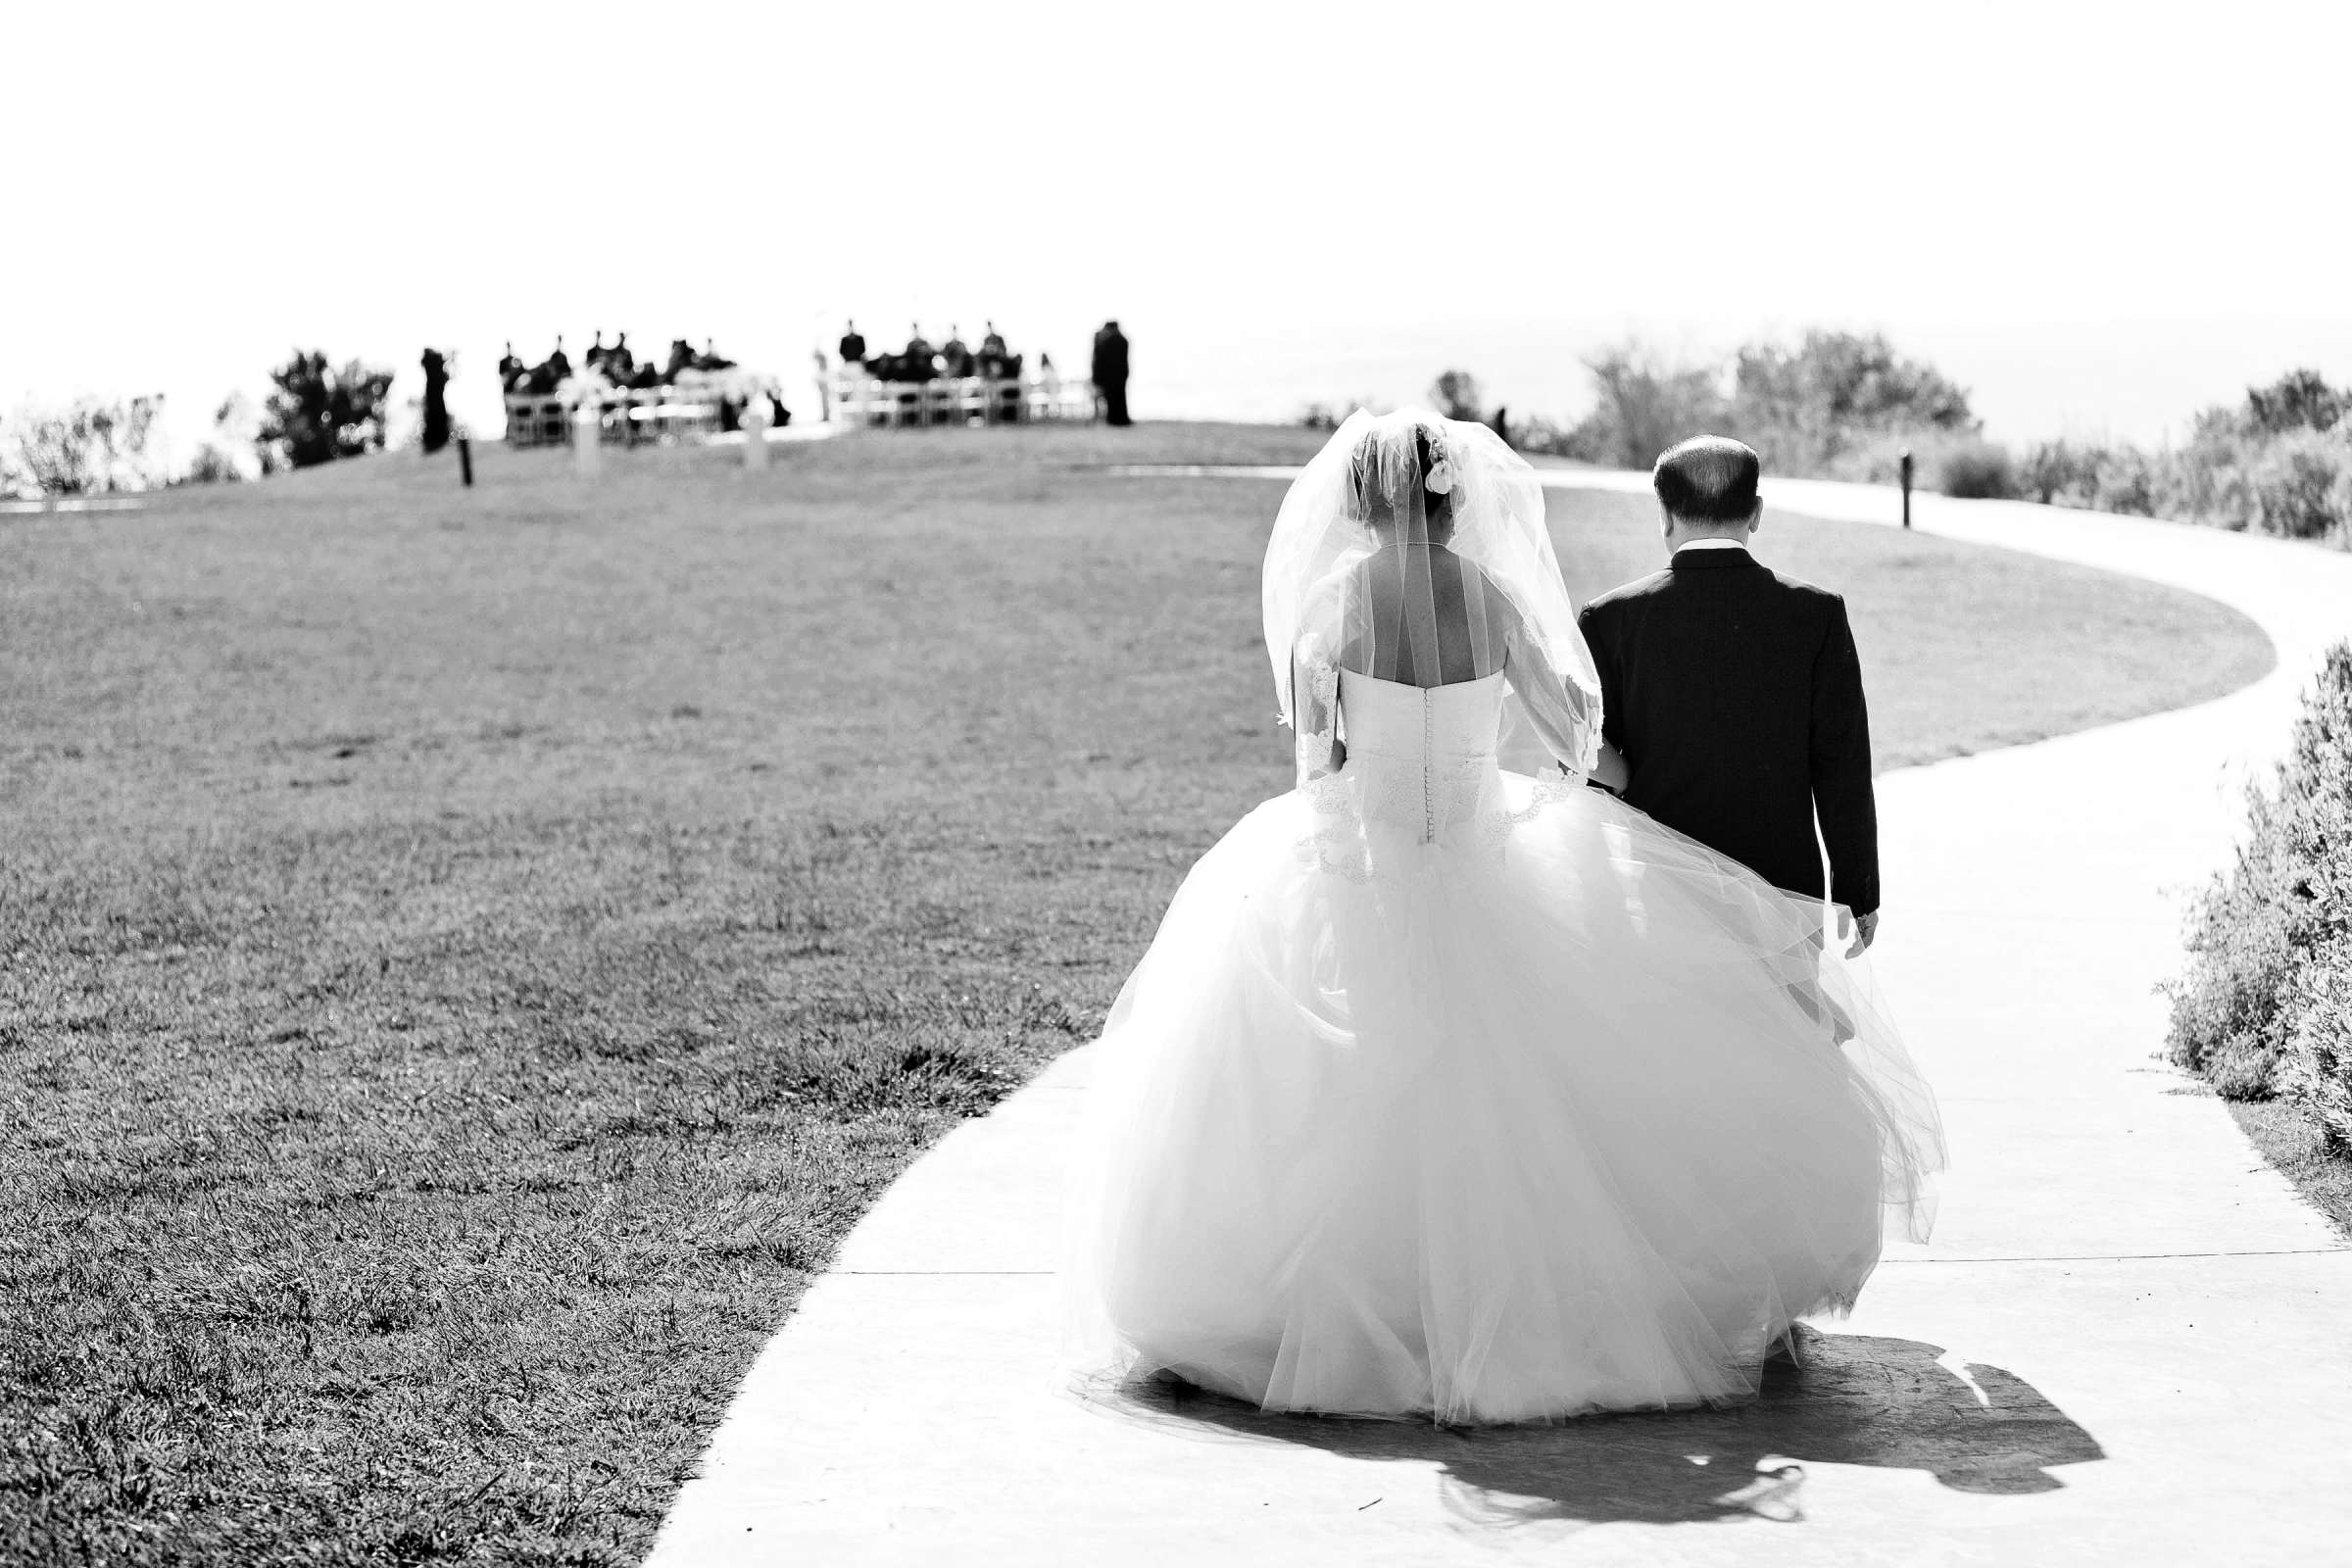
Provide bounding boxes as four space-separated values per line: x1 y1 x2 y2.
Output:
1063 412 1939 1425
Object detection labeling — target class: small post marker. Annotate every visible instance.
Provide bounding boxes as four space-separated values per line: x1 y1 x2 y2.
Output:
457 435 474 487
1898 448 1914 529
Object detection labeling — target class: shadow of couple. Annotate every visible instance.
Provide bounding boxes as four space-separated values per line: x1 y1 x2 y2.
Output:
1090 1327 2103 1527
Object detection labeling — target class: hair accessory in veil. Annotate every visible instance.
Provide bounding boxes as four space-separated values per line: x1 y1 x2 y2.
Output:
1261 408 1601 771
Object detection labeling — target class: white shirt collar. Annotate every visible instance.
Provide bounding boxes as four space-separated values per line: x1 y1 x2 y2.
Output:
1674 537 1751 555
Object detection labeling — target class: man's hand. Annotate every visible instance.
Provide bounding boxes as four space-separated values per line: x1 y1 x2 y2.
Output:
1841 909 1880 958
1587 742 1631 795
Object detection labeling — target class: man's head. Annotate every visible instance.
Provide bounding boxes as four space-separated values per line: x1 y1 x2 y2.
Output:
1652 435 1762 553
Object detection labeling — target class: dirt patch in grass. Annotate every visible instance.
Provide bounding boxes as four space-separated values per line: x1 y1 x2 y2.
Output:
0 423 2275 1563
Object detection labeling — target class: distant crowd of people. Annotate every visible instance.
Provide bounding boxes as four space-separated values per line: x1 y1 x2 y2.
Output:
498 333 741 396
829 319 1028 384
828 318 1131 426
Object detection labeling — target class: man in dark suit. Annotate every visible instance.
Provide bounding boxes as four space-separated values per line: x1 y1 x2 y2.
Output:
1577 436 1881 951
1091 319 1131 426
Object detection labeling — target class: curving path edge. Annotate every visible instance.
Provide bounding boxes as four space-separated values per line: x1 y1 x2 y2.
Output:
650 477 2352 1567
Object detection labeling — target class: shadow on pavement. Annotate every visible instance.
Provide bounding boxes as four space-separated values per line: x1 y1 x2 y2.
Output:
1092 1329 2103 1527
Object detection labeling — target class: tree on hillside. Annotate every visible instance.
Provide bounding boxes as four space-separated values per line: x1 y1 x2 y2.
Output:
1729 330 1976 471
1429 369 1486 423
1566 344 1728 469
2 396 166 496
259 350 393 469
2244 368 2345 436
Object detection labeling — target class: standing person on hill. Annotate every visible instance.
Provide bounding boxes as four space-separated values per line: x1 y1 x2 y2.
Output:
419 348 453 454
1091 319 1131 426
1577 436 1882 951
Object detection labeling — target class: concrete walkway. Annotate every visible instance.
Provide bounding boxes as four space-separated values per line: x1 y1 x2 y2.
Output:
650 478 2352 1567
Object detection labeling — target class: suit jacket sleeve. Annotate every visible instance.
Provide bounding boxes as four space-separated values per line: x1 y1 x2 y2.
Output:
1576 603 1624 759
1810 599 1881 916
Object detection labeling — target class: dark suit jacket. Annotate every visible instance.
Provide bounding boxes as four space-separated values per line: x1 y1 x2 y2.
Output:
1577 546 1880 915
1091 329 1128 384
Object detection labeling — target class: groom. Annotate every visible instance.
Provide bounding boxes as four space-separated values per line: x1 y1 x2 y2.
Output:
1578 436 1881 952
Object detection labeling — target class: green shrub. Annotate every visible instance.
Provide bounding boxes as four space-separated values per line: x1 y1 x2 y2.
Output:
2280 933 2352 1149
2019 439 2104 508
2168 641 2352 1133
2247 427 2352 542
1935 440 2018 499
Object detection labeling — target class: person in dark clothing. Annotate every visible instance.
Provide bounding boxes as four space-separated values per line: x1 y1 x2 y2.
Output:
522 336 567 395
532 335 570 393
1091 319 1131 426
607 332 636 380
940 325 974 378
584 330 609 370
1576 435 1882 950
497 341 525 392
903 324 936 379
420 347 453 453
838 321 866 366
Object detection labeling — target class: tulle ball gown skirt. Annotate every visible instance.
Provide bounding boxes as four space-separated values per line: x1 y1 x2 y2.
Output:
1063 756 1941 1425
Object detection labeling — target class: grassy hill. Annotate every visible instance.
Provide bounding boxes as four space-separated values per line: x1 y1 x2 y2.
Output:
0 425 2274 1564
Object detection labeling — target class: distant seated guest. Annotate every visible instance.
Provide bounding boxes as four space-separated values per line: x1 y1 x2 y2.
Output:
664 338 697 381
904 324 936 379
839 320 866 366
976 320 1009 378
525 335 570 395
498 340 525 392
941 325 974 378
769 391 791 427
584 330 609 369
607 331 635 380
695 338 736 372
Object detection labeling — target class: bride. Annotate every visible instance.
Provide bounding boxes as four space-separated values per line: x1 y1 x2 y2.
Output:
1064 410 1941 1424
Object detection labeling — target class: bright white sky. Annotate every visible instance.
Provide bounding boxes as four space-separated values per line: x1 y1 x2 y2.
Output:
7 0 2349 452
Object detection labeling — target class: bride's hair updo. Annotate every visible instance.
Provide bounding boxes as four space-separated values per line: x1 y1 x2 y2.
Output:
1347 418 1456 541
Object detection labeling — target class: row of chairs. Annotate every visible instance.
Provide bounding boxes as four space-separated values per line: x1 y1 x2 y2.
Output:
503 391 727 448
830 374 1101 428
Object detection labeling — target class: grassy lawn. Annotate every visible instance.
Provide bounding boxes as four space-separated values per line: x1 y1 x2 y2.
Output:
0 423 2274 1565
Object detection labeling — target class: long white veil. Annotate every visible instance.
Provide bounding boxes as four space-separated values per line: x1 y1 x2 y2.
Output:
1263 409 1600 769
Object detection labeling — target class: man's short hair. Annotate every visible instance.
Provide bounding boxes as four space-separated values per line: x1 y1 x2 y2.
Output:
1653 436 1762 524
